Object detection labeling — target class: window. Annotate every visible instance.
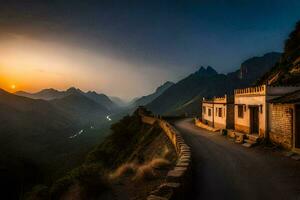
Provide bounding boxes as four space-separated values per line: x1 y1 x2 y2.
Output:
216 108 218 116
203 106 206 114
238 105 244 118
208 109 211 116
218 108 222 117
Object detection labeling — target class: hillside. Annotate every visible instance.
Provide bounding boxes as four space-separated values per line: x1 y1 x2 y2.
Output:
258 21 300 85
0 89 76 199
85 91 117 111
146 66 241 114
15 88 65 100
50 92 110 126
27 111 176 200
146 52 280 115
133 81 174 106
0 89 112 199
238 52 281 83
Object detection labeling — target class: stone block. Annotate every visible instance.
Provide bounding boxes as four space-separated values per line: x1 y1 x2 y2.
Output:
178 158 190 163
176 162 189 167
147 195 168 200
174 167 187 171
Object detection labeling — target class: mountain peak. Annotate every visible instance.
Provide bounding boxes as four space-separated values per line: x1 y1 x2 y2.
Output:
41 88 58 92
87 91 98 95
206 66 218 74
195 66 218 76
66 87 83 94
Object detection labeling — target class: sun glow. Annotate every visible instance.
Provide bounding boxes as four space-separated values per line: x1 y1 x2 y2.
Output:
0 34 170 99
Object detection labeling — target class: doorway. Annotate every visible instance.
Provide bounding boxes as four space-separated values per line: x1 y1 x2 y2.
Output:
250 106 259 134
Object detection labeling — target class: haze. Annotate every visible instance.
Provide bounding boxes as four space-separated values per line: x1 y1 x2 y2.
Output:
1 0 300 100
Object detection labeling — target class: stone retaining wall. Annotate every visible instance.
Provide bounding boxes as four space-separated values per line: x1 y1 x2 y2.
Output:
140 114 191 200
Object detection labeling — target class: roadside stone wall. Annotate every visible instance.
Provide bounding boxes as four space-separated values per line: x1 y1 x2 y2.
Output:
140 113 191 200
141 115 157 125
269 104 294 150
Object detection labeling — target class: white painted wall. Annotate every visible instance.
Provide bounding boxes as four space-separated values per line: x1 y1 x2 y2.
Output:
202 102 213 123
214 104 226 127
234 94 266 135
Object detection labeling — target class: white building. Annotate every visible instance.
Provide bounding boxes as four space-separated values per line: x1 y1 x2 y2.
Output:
201 95 234 130
234 85 300 138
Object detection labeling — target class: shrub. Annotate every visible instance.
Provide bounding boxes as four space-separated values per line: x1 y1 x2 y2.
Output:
149 158 171 169
133 164 156 181
109 163 137 180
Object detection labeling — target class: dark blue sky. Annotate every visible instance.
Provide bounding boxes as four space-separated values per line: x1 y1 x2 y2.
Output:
1 0 300 98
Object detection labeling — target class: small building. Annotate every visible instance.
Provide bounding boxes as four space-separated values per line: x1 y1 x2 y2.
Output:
201 95 234 130
269 90 300 152
234 85 300 138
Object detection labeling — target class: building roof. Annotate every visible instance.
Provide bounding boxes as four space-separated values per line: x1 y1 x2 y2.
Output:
269 89 300 104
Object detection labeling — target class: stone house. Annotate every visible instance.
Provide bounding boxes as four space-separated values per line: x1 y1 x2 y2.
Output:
268 90 300 152
234 85 300 139
201 95 234 130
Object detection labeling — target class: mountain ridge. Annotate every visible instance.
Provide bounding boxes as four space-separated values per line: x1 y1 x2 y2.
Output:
132 81 174 106
146 52 281 115
15 87 117 111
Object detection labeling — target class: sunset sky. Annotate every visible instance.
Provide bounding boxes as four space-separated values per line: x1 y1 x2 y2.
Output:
1 0 300 100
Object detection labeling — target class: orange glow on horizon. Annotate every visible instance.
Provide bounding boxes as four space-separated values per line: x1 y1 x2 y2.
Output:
0 34 171 99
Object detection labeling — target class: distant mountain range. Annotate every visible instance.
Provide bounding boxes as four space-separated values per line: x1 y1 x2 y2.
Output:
50 92 109 125
16 87 117 111
132 81 174 106
109 96 129 107
146 52 281 115
0 88 86 164
0 88 113 198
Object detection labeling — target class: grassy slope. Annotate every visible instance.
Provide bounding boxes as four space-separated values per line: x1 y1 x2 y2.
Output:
33 111 176 200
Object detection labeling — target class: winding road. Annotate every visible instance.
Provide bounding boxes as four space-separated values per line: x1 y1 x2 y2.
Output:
173 118 300 200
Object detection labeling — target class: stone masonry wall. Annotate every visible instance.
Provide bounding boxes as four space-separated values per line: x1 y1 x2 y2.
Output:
269 104 294 150
140 112 191 200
